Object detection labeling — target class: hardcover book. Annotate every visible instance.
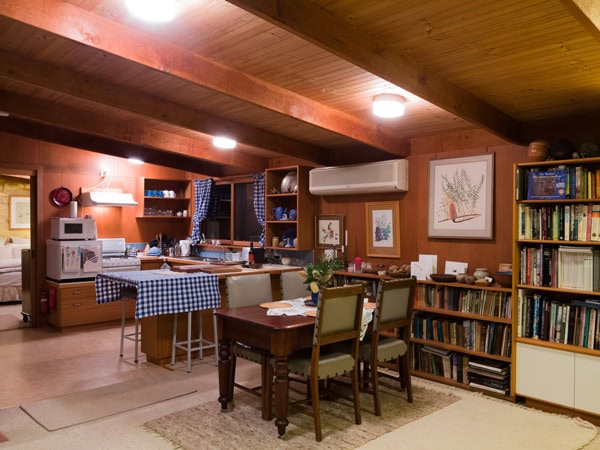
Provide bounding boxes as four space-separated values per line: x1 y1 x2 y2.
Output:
527 170 567 200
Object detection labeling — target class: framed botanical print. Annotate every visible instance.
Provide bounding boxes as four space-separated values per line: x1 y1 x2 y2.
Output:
365 201 400 258
10 196 30 229
315 215 344 248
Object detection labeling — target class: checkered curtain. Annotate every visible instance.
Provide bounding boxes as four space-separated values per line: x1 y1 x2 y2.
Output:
191 178 214 244
253 173 265 246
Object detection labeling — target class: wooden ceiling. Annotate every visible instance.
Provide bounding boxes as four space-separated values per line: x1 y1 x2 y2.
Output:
1 0 600 176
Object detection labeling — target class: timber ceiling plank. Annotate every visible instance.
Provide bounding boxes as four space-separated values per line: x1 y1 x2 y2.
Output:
0 0 408 157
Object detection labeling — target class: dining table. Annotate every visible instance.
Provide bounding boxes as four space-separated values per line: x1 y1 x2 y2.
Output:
215 298 375 437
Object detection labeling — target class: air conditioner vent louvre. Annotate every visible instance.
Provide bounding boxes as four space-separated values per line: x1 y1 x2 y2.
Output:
309 159 408 195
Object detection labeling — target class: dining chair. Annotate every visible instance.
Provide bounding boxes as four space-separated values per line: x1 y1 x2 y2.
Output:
287 284 364 442
358 277 416 416
225 273 274 420
280 269 308 299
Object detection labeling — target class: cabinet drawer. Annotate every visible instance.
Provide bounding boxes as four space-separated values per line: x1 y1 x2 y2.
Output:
57 284 96 300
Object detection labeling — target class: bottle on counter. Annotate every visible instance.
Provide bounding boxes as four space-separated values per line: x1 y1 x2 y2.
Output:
248 241 256 264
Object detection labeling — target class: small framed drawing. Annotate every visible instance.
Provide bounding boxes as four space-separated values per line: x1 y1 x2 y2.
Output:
428 153 494 239
10 196 30 229
365 201 400 258
315 215 344 248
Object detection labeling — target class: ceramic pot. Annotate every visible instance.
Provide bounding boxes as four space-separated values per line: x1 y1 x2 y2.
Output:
528 140 549 162
473 268 490 280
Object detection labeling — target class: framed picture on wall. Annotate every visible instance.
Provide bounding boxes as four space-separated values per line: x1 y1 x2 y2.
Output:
428 153 494 239
315 215 344 248
10 196 30 229
365 201 400 258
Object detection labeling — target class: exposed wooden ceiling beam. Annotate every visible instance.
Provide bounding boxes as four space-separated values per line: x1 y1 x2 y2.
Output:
560 0 600 42
226 0 523 144
0 0 408 157
0 89 267 174
0 50 334 166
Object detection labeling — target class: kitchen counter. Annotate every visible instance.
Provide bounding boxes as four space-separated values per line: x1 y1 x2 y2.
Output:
136 256 303 366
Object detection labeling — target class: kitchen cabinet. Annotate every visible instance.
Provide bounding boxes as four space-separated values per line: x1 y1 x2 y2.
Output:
46 280 135 329
513 157 600 421
137 178 192 219
265 166 314 251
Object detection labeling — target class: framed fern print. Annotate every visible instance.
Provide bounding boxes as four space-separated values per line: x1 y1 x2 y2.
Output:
428 153 494 239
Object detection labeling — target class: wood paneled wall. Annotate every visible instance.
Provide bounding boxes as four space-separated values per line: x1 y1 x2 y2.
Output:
317 129 529 274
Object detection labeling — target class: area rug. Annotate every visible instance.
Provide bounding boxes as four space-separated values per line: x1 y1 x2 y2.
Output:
0 314 29 331
21 375 197 431
145 382 459 449
358 390 599 450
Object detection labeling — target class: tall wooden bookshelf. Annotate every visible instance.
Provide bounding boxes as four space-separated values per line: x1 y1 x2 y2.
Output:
411 280 513 398
513 157 600 423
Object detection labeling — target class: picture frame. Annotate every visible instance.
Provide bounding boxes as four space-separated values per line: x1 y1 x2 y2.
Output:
365 201 400 258
428 153 494 239
315 214 344 248
10 196 30 229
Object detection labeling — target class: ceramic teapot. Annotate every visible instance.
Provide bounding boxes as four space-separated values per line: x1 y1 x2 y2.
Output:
272 206 287 221
288 208 297 220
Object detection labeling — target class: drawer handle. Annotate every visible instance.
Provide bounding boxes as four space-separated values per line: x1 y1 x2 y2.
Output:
73 290 82 294
72 303 82 307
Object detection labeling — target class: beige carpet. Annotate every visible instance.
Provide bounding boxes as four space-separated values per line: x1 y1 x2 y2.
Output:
21 374 198 431
145 381 459 448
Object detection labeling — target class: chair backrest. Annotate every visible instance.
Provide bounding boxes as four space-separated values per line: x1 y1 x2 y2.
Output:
281 270 308 299
225 273 273 308
373 277 416 335
314 284 364 348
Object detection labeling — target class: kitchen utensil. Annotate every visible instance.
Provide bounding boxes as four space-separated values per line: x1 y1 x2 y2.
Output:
50 186 73 206
280 171 297 193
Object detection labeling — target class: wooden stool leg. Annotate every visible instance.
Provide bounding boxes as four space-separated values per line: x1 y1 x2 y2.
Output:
171 313 178 367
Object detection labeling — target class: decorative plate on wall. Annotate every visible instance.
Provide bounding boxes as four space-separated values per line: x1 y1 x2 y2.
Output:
280 171 297 193
50 187 73 207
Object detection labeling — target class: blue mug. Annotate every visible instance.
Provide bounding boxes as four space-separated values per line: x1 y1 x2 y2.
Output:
272 206 286 220
289 209 297 220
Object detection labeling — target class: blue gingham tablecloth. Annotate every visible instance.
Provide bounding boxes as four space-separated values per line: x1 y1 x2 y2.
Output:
95 270 221 319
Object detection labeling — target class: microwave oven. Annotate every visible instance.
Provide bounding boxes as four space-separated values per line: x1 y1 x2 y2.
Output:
50 217 98 240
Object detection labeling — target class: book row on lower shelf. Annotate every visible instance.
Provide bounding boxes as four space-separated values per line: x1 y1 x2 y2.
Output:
517 292 600 350
416 284 512 319
411 344 511 395
412 313 512 358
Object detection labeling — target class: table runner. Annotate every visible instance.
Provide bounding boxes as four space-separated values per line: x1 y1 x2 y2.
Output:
95 269 221 319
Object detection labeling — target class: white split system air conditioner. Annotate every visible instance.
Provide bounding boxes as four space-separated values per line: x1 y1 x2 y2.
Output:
309 159 408 195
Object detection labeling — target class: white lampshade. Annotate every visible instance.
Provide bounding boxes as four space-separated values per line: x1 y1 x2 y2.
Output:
212 136 237 149
126 0 177 22
372 94 405 118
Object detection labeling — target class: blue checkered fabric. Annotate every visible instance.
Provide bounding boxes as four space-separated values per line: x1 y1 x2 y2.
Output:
191 178 214 244
95 271 221 319
253 173 265 246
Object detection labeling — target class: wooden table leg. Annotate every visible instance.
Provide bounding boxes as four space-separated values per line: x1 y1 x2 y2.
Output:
273 355 290 436
217 337 232 411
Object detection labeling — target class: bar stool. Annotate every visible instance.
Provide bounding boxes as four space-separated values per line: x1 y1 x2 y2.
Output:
171 308 219 373
120 286 140 363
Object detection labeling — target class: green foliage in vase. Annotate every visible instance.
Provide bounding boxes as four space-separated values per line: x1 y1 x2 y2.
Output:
299 254 343 293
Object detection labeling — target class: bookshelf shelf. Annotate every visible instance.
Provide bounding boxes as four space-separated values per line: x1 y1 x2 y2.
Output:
411 280 513 397
513 157 600 419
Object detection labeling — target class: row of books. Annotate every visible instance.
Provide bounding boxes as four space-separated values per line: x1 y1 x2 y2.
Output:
519 245 600 291
411 344 470 383
517 293 600 349
416 284 512 319
412 314 512 357
518 204 600 242
516 166 600 201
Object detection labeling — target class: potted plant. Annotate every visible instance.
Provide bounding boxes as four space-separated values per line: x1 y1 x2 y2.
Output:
299 254 343 305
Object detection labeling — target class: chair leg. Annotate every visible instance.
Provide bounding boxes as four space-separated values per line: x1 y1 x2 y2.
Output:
371 357 381 416
212 309 219 365
351 365 362 425
229 354 237 401
133 318 139 363
197 310 203 361
399 354 413 403
310 376 322 442
186 311 193 373
261 357 273 420
170 313 178 367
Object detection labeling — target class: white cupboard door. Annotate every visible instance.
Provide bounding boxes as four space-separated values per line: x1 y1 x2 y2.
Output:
574 353 600 415
516 343 574 408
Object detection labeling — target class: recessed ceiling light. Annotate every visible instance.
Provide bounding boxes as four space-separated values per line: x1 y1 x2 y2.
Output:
372 94 405 118
212 136 237 149
126 0 177 23
128 157 144 165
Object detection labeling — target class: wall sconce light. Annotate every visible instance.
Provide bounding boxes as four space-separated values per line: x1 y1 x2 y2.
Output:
128 157 144 165
212 136 237 149
372 94 405 118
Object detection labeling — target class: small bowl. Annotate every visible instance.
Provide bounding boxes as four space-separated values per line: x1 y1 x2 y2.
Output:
429 273 456 283
455 273 466 283
474 278 491 287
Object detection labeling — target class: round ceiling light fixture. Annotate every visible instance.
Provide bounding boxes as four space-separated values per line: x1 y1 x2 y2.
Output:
212 136 237 149
126 0 177 23
372 94 406 118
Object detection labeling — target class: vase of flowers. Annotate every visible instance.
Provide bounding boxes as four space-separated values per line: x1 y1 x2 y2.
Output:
299 254 343 305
